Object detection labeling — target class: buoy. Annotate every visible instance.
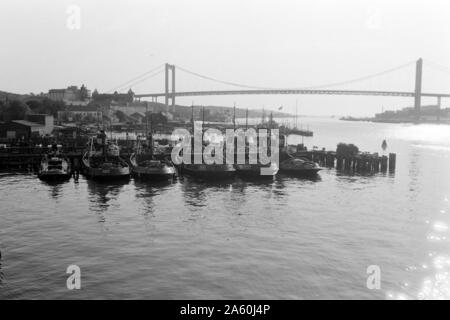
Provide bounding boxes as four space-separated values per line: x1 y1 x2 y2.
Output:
382 139 387 151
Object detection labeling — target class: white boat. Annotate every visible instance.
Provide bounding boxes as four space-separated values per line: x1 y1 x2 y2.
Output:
38 155 72 181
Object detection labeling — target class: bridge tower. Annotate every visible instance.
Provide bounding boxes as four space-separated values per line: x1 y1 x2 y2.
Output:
414 58 423 120
165 63 176 111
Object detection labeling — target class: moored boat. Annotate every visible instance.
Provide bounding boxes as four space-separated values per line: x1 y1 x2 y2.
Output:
38 149 72 181
130 153 175 180
82 133 130 180
279 157 322 176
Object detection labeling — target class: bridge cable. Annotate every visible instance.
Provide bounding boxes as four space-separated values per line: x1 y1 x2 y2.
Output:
298 60 416 90
423 59 450 75
106 64 165 93
175 65 277 90
115 69 165 91
175 60 416 91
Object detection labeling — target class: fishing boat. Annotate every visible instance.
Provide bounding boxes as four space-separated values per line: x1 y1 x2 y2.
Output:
178 105 236 179
279 157 322 176
236 109 280 178
130 139 175 180
82 132 130 180
38 145 72 181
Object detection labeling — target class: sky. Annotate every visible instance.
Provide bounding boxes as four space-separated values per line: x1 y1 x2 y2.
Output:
1 0 450 116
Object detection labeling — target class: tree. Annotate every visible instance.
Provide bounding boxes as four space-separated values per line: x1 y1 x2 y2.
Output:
80 84 89 101
114 110 128 123
2 100 31 120
147 112 168 127
25 98 66 117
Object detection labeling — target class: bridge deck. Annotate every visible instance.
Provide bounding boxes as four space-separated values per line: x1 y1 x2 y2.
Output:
135 89 450 99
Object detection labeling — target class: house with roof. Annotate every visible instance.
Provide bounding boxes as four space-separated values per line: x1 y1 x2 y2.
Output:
0 120 48 139
129 112 146 124
57 106 102 123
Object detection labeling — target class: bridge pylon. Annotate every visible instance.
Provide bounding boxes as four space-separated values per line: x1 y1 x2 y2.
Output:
165 63 176 112
414 58 423 121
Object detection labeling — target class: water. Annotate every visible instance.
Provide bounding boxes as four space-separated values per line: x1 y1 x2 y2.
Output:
1 118 450 299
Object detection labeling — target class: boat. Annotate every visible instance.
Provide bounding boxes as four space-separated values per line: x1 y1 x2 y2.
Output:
178 105 236 179
82 133 130 180
181 163 236 179
38 146 72 181
130 142 175 180
235 109 279 178
279 157 322 176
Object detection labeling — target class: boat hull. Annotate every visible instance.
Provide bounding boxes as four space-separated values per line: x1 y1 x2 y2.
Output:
279 168 322 176
82 153 130 180
130 153 176 180
181 164 236 179
38 171 71 181
131 166 175 180
83 167 131 180
235 163 279 178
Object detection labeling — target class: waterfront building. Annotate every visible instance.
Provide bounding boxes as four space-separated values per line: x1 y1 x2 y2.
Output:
57 106 102 123
47 85 91 105
0 120 48 139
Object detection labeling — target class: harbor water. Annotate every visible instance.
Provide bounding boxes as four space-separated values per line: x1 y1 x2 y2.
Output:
1 118 450 299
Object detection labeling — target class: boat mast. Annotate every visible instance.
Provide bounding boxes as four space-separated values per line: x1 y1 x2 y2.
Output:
295 99 298 129
245 108 248 130
145 101 149 138
233 102 236 131
191 102 195 134
202 106 205 136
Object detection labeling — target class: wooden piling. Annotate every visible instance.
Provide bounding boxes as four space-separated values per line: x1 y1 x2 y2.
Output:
389 153 396 171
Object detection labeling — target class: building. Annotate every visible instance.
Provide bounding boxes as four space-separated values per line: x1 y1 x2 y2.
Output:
25 114 54 135
48 85 91 105
92 89 134 105
0 120 47 139
57 106 102 123
129 112 146 124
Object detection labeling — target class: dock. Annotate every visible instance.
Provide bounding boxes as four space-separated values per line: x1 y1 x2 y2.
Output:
286 148 396 173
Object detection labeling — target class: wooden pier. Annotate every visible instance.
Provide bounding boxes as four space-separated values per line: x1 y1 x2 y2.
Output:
0 142 396 174
288 148 396 173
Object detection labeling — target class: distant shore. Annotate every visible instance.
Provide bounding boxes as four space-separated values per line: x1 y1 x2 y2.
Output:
340 116 450 125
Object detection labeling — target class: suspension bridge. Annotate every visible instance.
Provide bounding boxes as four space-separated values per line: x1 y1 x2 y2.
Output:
109 58 450 118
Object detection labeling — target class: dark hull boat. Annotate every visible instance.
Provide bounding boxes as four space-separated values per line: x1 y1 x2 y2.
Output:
279 157 322 176
82 135 130 180
82 152 130 180
235 162 278 178
38 155 72 181
180 163 236 179
130 153 175 180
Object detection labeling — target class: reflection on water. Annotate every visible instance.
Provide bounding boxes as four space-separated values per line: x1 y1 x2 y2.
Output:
40 180 67 199
86 179 130 223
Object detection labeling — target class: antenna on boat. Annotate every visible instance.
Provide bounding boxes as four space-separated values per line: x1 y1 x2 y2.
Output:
191 102 195 134
145 101 149 137
202 105 205 134
245 108 248 130
233 102 236 131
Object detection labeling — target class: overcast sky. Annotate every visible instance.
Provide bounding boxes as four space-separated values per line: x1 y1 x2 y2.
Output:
1 0 449 116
